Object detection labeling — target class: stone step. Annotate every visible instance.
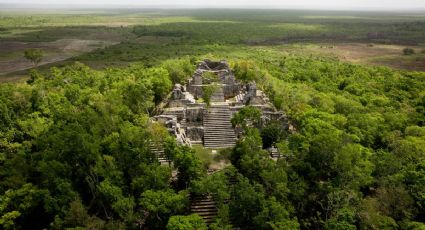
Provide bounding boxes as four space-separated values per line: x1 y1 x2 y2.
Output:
191 194 218 224
203 129 233 133
204 117 232 121
191 205 217 209
205 112 231 115
204 120 232 123
204 132 235 136
204 142 236 145
204 137 236 140
150 149 164 152
205 132 234 135
205 131 235 134
204 140 236 143
150 142 171 164
203 104 236 148
204 144 235 148
191 199 216 204
204 139 236 142
204 143 236 146
204 127 233 130
204 136 236 140
207 110 230 112
204 123 232 127
206 111 231 114
191 211 218 216
204 125 233 128
204 135 236 139
204 126 234 129
207 106 229 108
204 114 231 118
191 204 217 209
204 130 235 133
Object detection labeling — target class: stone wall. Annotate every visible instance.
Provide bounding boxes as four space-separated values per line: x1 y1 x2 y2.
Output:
186 127 204 142
223 83 242 99
186 107 205 123
187 84 203 99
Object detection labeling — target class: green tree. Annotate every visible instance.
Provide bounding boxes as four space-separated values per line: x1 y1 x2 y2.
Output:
0 184 50 229
202 84 219 106
232 60 261 83
24 49 43 67
174 146 204 189
403 48 415 55
261 120 287 149
231 106 262 131
166 214 207 230
140 189 189 229
324 208 356 230
148 67 173 104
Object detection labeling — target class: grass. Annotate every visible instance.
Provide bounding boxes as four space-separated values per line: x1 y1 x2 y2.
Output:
192 144 214 168
192 144 233 171
2 9 425 82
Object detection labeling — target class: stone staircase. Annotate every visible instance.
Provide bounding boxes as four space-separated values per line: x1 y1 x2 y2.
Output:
190 194 218 225
269 146 282 160
149 142 171 165
203 105 236 149
190 173 239 228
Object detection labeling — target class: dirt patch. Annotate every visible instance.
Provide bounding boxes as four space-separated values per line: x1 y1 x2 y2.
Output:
0 39 116 75
309 43 425 71
313 43 400 63
209 159 231 171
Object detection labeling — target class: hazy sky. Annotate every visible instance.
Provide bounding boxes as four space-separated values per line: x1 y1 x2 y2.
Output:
1 0 425 10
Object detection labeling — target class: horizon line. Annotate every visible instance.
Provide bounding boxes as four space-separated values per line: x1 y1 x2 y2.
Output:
1 3 425 12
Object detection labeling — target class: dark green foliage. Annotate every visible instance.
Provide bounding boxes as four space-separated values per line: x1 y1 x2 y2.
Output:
174 146 205 189
403 48 415 55
231 106 262 130
202 72 220 84
140 189 189 229
2 10 425 229
225 54 425 229
230 178 298 230
261 121 287 149
24 49 43 67
0 62 204 229
202 84 219 106
233 60 263 83
166 214 208 230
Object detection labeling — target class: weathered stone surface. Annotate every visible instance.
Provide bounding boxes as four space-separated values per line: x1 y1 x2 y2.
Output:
186 107 204 123
173 84 183 100
203 105 236 148
186 127 204 142
154 59 288 149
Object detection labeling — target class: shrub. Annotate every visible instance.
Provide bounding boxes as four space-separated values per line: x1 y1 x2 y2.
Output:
167 214 207 230
403 48 415 55
202 84 220 106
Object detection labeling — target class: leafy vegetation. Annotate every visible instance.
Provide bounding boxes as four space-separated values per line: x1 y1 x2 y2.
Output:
1 8 425 230
24 48 43 67
403 48 416 55
202 83 220 106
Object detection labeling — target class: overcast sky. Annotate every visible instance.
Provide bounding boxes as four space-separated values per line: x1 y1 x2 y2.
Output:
1 0 425 11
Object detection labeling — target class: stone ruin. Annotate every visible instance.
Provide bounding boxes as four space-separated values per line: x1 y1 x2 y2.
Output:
152 59 287 150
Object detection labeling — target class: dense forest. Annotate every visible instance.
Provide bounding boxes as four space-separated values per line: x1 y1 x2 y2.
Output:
1 51 424 229
1 8 425 230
